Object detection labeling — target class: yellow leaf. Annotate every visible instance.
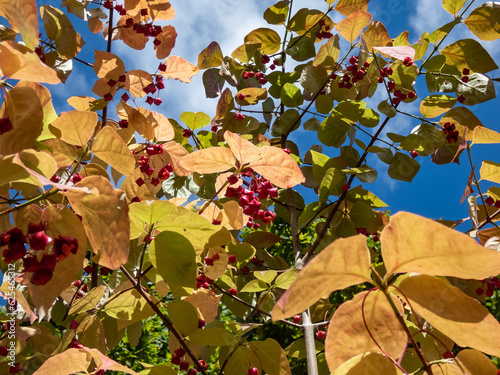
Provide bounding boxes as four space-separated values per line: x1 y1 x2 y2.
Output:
67 96 96 110
182 289 222 323
93 50 125 81
69 286 106 315
419 95 457 118
65 176 130 270
27 207 87 310
381 211 500 279
442 0 467 15
247 146 305 188
104 289 155 328
19 149 57 179
0 85 43 155
0 0 38 49
146 0 175 21
313 34 340 69
472 126 500 145
32 348 91 375
154 25 177 59
480 160 500 184
152 111 175 141
362 21 392 52
198 41 223 69
160 55 200 83
236 87 268 105
123 104 156 141
455 349 499 374
180 147 236 174
440 107 483 141
272 235 371 320
92 126 136 176
397 275 500 357
162 141 191 176
335 10 372 43
331 352 403 375
49 110 98 147
325 290 407 372
244 27 281 54
464 2 500 41
0 41 60 84
334 0 370 16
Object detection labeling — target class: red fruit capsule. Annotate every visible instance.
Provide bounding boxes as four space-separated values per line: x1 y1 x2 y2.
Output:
247 367 259 375
31 269 53 285
316 330 326 340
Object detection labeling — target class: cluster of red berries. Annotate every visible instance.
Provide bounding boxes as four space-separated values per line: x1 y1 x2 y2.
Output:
0 224 78 286
170 347 208 373
242 70 268 85
103 0 126 15
134 145 173 190
377 64 417 105
224 170 277 229
475 276 500 297
120 63 167 107
332 55 370 90
485 196 500 207
49 171 82 184
442 122 459 143
461 68 470 83
316 329 326 340
316 19 333 40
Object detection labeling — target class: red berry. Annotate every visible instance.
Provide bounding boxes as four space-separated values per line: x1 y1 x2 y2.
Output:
135 178 145 187
410 150 418 158
442 351 454 359
158 63 167 72
31 269 53 285
457 95 466 103
69 320 80 329
462 68 470 75
241 266 250 273
83 265 94 273
153 38 161 46
107 79 117 87
205 257 214 266
236 93 246 101
151 178 160 186
40 254 57 271
121 93 130 102
118 75 126 82
235 112 245 122
182 129 192 138
103 1 113 10
0 346 7 356
392 97 400 105
71 173 83 184
100 267 110 276
188 370 198 375
228 254 237 263
198 319 206 328
23 256 41 272
227 174 239 184
461 76 469 83
50 174 61 182
228 288 238 295
486 289 494 297
476 287 485 295
212 219 221 225
104 93 113 102
293 315 301 324
9 363 20 373
140 8 148 16
247 367 259 375
341 184 351 192
171 355 180 365
179 361 189 371
283 148 291 154
407 91 416 99
316 330 326 340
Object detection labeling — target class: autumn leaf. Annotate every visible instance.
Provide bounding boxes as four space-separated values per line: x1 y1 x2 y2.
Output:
272 236 371 320
154 25 177 59
0 0 39 49
198 41 224 69
160 55 200 83
93 51 125 81
92 126 136 176
335 10 372 43
335 0 369 16
179 147 236 174
49 110 98 147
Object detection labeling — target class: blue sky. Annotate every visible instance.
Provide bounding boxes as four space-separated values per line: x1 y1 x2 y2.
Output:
12 0 500 225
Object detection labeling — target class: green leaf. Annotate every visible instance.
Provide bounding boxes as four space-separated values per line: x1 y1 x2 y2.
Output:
319 168 346 204
189 327 236 346
244 28 281 54
280 82 304 107
442 0 467 15
286 34 316 62
240 279 269 293
104 289 155 324
139 365 177 375
349 201 377 227
318 116 349 147
69 286 106 315
166 300 199 336
198 41 223 69
377 100 397 118
252 338 292 375
315 95 334 114
346 186 388 208
441 38 499 74
464 2 500 41
313 34 340 70
367 146 394 164
254 270 278 284
274 269 300 290
300 65 328 93
150 231 197 289
271 108 300 136
180 111 211 130
388 152 420 182
456 73 496 106
264 1 290 25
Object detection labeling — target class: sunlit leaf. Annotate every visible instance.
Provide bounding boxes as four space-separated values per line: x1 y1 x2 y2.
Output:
264 1 289 25
166 300 199 336
387 152 420 182
154 25 177 59
236 87 268 105
104 289 155 327
335 11 372 43
363 21 391 52
189 327 236 346
419 95 457 118
93 51 125 81
480 160 500 184
335 0 369 16
313 34 340 70
224 130 262 165
441 38 498 74
272 235 371 320
442 0 467 15
244 28 281 54
198 41 223 69
49 110 98 147
180 147 236 174
92 126 136 176
381 211 500 279
160 55 200 83
182 289 221 323
252 338 292 375
397 275 500 357
331 352 403 375
326 291 407 372
472 126 500 145
0 0 38 49
31 348 91 375
464 2 500 41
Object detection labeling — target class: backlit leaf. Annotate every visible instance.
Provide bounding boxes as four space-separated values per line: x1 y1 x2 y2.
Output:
236 87 268 105
160 55 200 83
0 41 60 84
189 327 236 346
123 104 156 141
455 349 499 374
180 147 236 174
373 46 416 63
272 235 371 320
92 126 136 176
104 289 155 325
31 348 91 375
363 21 392 52
94 51 125 81
464 2 500 41
472 126 500 145
154 25 177 59
442 0 467 15
325 291 407 372
224 130 262 165
50 110 98 147
280 83 303 107
397 275 500 357
313 34 340 69
335 0 369 16
125 70 153 98
69 286 106 315
182 289 221 323
0 0 38 49
264 1 289 25
244 28 281 54
248 146 305 188
331 352 403 375
180 111 211 130
381 211 500 279
419 95 457 118
65 176 130 270
335 10 372 43
480 160 500 184
198 41 223 69
167 300 199 336
441 38 498 74
387 152 420 182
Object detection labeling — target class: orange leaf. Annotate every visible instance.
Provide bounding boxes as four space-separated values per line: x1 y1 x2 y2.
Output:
182 289 222 323
92 126 136 176
224 130 262 165
125 69 154 98
325 290 407 372
179 147 236 174
0 85 43 155
330 352 403 374
247 146 305 188
0 0 38 49
116 15 148 50
272 235 371 320
154 25 177 59
65 176 130 270
397 275 500 357
335 0 370 16
362 21 392 52
381 211 500 279
160 55 200 83
162 141 191 176
32 348 91 375
93 50 125 81
122 103 156 141
455 349 499 374
88 17 103 34
152 111 175 141
0 41 60 84
335 10 372 43
49 110 98 147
